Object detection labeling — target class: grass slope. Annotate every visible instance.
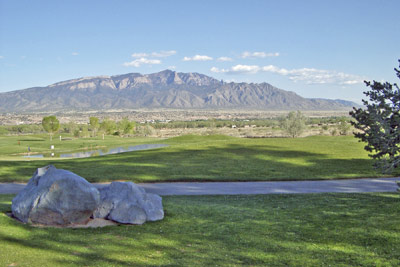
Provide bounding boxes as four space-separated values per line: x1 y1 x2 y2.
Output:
1 193 399 266
0 134 396 183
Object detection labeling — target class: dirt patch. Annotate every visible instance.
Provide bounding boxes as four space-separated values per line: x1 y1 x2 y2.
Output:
6 212 119 228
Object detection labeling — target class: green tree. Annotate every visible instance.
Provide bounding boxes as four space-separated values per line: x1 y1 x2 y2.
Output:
117 118 135 136
280 111 306 138
100 119 116 135
73 129 80 138
80 125 89 138
337 117 351 135
42 116 60 141
89 117 100 137
62 121 78 134
350 60 400 173
136 124 154 136
68 121 77 134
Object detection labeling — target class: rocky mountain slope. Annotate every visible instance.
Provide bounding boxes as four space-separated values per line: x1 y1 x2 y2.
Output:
0 70 358 112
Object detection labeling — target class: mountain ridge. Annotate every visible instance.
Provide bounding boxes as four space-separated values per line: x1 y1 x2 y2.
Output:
0 70 359 112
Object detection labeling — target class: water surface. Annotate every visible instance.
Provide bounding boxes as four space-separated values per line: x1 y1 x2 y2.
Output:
23 144 168 158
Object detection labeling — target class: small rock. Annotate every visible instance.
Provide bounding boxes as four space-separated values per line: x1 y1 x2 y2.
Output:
109 200 147 224
142 193 164 221
94 181 164 224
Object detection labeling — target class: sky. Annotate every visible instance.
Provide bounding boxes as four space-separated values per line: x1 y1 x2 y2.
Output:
0 0 399 103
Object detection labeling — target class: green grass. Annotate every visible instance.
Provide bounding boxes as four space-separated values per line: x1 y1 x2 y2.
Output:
0 134 397 183
1 193 399 266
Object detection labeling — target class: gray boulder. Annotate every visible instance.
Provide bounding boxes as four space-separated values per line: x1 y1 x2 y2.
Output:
109 200 147 224
94 181 164 224
141 193 164 221
12 165 100 225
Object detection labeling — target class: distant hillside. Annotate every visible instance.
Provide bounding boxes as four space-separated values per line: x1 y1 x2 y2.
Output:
0 70 359 112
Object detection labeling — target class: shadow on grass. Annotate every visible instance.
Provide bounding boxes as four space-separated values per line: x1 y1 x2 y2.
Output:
0 140 384 183
0 196 11 212
17 139 45 142
0 193 400 266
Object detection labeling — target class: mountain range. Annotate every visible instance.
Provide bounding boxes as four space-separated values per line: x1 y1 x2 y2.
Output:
0 70 358 112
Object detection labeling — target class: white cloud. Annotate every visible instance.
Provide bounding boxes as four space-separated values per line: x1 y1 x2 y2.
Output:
71 52 79 56
231 64 260 73
167 65 176 70
212 64 364 85
0 56 4 59
211 65 260 74
342 80 361 85
123 57 162 67
151 50 177 57
241 51 280 59
183 55 213 61
210 67 227 73
217 56 233 62
131 50 176 58
262 65 364 85
131 53 148 58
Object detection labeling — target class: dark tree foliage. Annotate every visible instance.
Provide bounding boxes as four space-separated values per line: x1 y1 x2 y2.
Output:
350 60 400 173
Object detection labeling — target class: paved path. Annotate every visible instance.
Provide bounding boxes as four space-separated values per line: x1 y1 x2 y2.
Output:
1 177 399 195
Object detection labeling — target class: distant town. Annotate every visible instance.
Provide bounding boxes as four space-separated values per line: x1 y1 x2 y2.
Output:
0 109 350 126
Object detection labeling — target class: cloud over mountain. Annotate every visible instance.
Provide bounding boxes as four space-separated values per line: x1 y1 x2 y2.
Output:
211 64 364 85
123 58 162 67
131 50 177 58
183 55 213 61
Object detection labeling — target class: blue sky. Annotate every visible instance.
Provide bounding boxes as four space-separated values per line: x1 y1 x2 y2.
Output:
0 0 399 103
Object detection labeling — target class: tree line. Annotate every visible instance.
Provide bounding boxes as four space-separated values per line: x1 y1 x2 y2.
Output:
0 117 137 137
0 115 352 137
61 117 137 138
151 117 351 130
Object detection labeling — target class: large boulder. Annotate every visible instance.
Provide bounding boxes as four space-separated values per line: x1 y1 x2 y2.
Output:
12 165 100 226
93 181 164 224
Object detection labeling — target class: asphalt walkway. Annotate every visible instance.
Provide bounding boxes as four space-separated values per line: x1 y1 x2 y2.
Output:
1 177 399 195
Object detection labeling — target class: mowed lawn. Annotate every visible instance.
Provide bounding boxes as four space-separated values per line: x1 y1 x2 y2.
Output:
0 134 396 183
1 193 399 266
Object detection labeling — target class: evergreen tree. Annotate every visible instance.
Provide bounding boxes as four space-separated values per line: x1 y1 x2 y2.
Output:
350 60 400 173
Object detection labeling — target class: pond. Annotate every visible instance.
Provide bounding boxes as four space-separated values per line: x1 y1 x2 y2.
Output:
23 144 168 159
